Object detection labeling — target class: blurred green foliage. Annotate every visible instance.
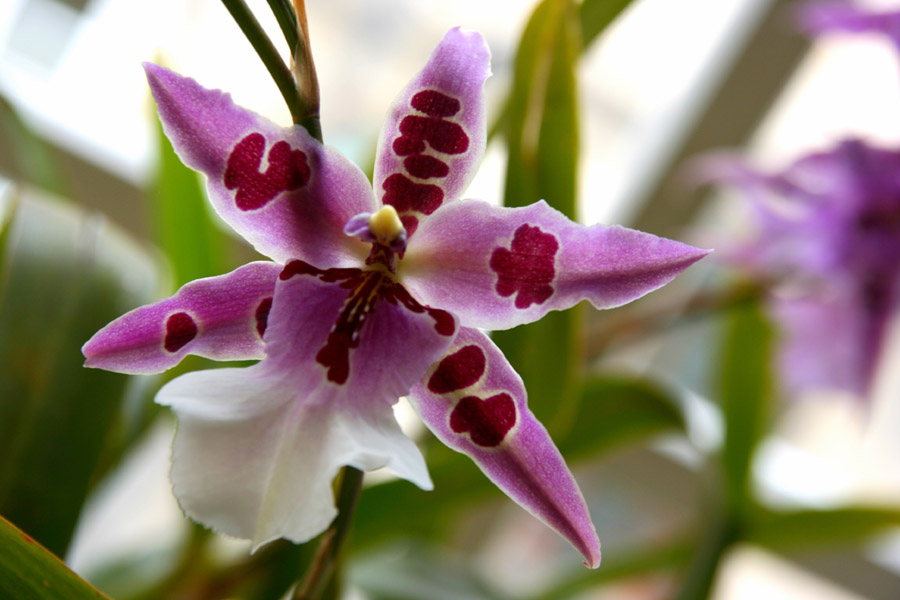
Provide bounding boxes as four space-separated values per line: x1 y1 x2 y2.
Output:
0 193 158 558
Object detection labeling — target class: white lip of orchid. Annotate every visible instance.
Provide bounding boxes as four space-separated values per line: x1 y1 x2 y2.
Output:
368 205 405 247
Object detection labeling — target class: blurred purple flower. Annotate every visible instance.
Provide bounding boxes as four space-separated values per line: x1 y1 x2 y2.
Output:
799 1 900 51
709 139 900 397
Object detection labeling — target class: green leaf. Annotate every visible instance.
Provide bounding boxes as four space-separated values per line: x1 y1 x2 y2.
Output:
0 515 110 599
486 0 636 144
579 0 636 47
0 189 158 556
747 506 900 552
502 0 580 216
717 301 774 515
559 375 686 460
151 116 230 287
493 0 583 432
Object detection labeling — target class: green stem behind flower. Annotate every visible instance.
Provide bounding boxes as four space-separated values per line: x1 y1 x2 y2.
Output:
292 467 365 600
219 0 321 139
267 0 300 57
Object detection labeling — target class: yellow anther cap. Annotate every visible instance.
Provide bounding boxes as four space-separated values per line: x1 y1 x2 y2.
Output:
368 205 405 245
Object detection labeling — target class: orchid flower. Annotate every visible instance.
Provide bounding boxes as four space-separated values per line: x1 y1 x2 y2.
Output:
798 1 900 50
708 139 900 397
82 29 707 567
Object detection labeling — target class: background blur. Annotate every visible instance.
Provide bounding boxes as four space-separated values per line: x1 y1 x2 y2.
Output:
1 0 900 598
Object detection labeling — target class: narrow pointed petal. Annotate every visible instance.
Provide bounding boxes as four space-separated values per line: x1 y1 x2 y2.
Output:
144 64 375 266
373 28 490 238
401 200 709 330
82 262 280 374
157 365 431 547
409 327 600 568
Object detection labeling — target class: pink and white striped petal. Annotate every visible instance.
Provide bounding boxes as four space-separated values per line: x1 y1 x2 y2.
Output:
408 327 601 568
82 262 280 374
145 64 375 266
401 200 710 330
157 364 431 548
373 28 490 238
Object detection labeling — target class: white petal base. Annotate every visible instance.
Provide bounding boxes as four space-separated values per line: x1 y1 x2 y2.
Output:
157 367 432 548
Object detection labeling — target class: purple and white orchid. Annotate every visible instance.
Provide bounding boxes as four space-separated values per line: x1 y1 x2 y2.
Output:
709 139 900 398
83 29 707 567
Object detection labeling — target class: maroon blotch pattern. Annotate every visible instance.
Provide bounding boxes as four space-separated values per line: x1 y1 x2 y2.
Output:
411 89 461 117
382 174 443 215
224 133 310 211
280 260 454 385
383 90 469 225
490 224 559 309
427 345 486 394
404 155 450 179
255 297 273 338
164 312 198 352
449 393 517 447
425 340 519 447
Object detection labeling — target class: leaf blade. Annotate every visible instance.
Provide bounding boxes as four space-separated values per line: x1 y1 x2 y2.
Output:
0 515 110 600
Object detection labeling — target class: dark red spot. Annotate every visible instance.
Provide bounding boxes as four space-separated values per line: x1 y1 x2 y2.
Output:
404 155 450 179
411 90 461 117
428 345 486 394
490 224 559 309
400 215 419 238
255 297 273 338
450 393 516 447
392 116 469 156
382 173 443 215
224 133 310 211
164 312 197 352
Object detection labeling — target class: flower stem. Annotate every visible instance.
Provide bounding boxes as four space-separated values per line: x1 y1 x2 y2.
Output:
219 0 319 137
292 467 365 600
674 510 739 600
266 0 299 57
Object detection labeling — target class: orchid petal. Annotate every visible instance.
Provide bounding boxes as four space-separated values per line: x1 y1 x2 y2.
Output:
798 1 900 46
157 365 431 547
401 200 709 330
409 327 601 568
373 28 490 238
82 262 279 374
773 276 895 398
145 64 374 266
